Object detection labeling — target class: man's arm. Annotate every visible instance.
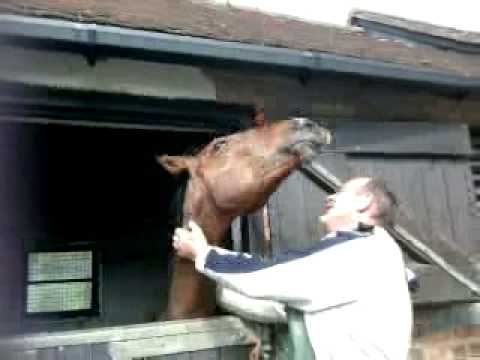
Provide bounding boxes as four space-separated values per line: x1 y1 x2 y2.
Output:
216 286 287 323
196 244 360 306
173 222 317 303
173 221 369 309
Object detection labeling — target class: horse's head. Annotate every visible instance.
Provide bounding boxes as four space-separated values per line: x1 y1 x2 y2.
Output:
158 118 331 244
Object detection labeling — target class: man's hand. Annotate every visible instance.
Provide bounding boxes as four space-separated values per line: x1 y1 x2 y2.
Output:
172 220 208 261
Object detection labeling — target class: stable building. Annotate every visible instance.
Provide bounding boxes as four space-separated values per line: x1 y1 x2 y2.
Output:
0 2 480 359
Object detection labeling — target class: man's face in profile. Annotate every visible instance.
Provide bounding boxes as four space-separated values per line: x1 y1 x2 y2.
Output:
320 177 371 229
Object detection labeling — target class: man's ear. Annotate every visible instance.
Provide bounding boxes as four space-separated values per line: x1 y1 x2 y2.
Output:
253 106 267 127
156 155 195 176
356 192 374 213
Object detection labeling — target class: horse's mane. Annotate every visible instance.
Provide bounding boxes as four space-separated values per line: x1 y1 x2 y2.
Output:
169 172 189 228
168 143 205 228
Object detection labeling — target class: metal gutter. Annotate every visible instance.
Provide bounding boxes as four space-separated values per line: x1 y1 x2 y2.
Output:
1 15 480 91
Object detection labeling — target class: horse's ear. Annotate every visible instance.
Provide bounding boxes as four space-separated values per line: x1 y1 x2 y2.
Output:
253 106 266 127
156 155 194 176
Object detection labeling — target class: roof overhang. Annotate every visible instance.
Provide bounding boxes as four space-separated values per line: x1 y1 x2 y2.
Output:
350 10 480 55
1 14 480 93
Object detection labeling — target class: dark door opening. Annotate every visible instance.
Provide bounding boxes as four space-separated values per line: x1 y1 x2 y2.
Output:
0 85 252 333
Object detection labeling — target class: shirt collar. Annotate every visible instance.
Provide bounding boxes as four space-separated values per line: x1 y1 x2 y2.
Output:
325 222 376 239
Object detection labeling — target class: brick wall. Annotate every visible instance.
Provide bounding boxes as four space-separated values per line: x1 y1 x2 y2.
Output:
410 304 480 360
410 325 480 360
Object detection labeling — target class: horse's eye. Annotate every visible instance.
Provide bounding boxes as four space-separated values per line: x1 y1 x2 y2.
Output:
212 138 228 152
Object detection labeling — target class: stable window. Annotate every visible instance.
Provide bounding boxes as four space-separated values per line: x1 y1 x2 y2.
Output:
471 127 480 215
26 250 97 315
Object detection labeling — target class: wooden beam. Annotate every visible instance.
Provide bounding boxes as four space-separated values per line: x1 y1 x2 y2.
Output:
108 329 254 359
0 316 256 351
411 264 479 304
326 120 472 156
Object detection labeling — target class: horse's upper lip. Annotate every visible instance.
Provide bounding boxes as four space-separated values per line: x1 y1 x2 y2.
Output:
281 128 332 157
291 137 324 148
296 128 332 146
292 139 314 147
281 139 320 160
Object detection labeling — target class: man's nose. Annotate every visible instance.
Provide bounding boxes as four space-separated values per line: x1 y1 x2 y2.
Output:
325 194 336 204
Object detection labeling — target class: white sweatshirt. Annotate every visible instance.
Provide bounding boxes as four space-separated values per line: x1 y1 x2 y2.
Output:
196 226 412 360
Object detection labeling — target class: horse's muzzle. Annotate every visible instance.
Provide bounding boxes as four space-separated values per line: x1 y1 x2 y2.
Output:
288 117 332 155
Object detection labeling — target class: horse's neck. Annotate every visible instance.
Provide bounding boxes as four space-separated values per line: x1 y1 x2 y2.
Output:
166 203 231 320
165 182 234 320
187 206 232 246
183 181 233 246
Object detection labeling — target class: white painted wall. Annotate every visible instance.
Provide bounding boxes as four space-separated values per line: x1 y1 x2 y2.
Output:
210 0 480 33
0 45 216 100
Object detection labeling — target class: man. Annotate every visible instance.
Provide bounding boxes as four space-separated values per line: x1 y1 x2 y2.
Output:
173 177 413 359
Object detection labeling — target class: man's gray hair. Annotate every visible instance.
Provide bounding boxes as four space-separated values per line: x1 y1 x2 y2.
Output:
364 178 398 227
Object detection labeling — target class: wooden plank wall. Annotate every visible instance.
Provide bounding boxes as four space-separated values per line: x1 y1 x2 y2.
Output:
347 156 475 256
267 120 477 304
468 128 480 261
268 154 351 251
269 120 475 255
330 120 471 156
5 344 251 360
321 121 473 256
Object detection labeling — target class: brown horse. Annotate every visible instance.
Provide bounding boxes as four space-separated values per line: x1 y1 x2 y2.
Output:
157 118 331 320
